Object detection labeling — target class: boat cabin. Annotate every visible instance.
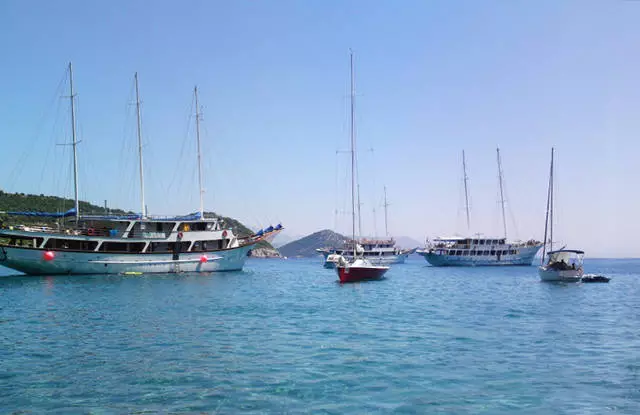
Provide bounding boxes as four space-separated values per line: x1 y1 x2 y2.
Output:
0 215 239 255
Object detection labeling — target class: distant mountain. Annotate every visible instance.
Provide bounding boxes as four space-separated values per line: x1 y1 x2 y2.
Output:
394 236 423 249
279 229 346 258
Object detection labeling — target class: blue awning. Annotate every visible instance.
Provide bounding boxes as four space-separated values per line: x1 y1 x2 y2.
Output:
6 208 76 218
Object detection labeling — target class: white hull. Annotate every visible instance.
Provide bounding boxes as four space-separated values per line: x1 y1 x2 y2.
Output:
418 245 541 267
0 245 253 275
322 252 408 268
538 266 584 282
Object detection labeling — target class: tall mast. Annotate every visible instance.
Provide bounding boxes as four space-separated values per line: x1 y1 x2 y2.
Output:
496 148 507 239
357 183 362 237
462 150 470 231
541 147 554 264
134 72 146 218
383 185 390 237
549 147 554 252
372 207 377 237
69 62 80 223
194 86 205 218
350 51 357 258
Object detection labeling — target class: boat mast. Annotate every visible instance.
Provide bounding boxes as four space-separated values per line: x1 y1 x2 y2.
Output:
383 185 390 237
549 147 554 252
496 148 507 239
68 62 80 223
462 150 470 231
541 147 554 264
134 72 146 218
350 51 357 258
357 183 362 238
194 86 205 218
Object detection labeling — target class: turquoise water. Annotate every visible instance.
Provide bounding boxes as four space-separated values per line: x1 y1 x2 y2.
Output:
1 257 639 413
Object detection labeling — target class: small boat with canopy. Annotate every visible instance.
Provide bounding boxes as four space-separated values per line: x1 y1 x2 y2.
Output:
537 148 583 282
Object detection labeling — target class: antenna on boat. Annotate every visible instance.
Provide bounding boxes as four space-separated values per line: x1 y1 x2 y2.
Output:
350 50 357 258
383 185 390 237
68 62 80 224
541 147 554 264
194 86 205 219
496 148 507 239
462 150 470 231
134 72 146 218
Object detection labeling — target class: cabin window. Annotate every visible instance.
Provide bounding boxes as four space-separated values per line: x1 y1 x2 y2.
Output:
490 250 496 255
100 242 145 253
479 240 485 245
198 240 226 251
2 236 45 248
44 238 99 251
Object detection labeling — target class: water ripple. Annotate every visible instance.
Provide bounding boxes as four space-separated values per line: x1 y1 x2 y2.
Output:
1 258 639 413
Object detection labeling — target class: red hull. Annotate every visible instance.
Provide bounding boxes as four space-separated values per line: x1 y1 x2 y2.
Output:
337 266 388 283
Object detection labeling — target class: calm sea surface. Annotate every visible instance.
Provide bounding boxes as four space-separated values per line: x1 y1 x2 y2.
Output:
1 257 639 414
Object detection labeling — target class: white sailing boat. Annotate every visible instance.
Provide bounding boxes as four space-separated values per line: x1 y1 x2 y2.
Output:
538 148 584 282
418 149 543 266
318 186 414 268
325 51 389 283
0 65 281 275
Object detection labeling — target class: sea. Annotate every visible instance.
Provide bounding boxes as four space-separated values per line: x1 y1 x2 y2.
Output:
1 257 639 414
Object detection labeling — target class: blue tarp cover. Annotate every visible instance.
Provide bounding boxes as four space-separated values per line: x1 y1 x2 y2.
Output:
6 208 76 218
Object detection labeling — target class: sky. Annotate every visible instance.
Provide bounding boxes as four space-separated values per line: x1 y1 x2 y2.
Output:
1 1 640 257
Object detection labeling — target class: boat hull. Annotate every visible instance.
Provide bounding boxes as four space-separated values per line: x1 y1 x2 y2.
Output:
336 265 389 283
0 244 253 275
418 245 541 267
538 266 584 282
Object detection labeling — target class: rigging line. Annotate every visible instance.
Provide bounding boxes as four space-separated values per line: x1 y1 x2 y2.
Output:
115 78 136 199
501 177 520 240
6 68 68 188
167 95 195 195
37 87 66 196
368 146 377 237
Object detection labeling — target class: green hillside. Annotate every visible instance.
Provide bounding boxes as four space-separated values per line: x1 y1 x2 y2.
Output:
279 229 346 258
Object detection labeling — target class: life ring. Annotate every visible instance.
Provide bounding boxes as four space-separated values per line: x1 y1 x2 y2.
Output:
87 228 96 236
222 230 228 238
178 232 184 239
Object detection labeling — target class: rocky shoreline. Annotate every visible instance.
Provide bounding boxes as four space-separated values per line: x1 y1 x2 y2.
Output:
248 247 282 258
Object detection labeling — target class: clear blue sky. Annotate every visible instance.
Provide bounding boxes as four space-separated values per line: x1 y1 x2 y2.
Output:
1 1 639 257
